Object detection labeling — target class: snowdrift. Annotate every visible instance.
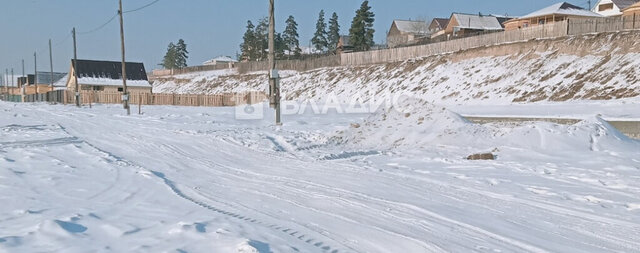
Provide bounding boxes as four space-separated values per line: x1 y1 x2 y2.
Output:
337 98 640 159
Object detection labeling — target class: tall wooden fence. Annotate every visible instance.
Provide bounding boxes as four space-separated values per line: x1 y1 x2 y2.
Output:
341 20 569 66
4 90 266 107
150 16 640 76
236 55 341 74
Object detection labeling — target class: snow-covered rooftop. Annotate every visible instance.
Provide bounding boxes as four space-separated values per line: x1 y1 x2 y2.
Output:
451 13 504 30
203 56 237 65
393 20 430 34
519 2 602 19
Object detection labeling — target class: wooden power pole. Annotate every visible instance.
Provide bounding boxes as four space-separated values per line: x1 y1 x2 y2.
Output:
268 0 281 125
119 0 130 115
49 39 54 88
73 28 80 107
34 52 37 97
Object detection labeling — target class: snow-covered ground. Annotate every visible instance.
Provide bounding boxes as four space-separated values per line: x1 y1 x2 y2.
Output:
1 101 640 252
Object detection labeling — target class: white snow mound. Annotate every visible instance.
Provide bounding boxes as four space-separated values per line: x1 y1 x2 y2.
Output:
339 98 640 158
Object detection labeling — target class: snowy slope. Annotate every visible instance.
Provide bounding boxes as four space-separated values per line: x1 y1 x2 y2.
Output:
2 101 640 252
153 31 640 105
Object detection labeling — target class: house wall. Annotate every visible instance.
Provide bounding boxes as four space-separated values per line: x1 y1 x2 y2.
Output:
504 15 577 31
387 23 409 48
593 0 623 17
623 5 640 17
444 16 460 34
429 20 443 33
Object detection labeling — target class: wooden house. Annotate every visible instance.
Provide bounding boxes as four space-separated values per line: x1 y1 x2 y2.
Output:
337 35 354 54
504 2 602 31
386 20 430 48
429 18 450 39
66 59 152 93
592 0 640 17
623 1 640 17
444 13 506 38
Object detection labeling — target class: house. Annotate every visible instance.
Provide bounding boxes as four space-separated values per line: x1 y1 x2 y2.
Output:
622 1 640 17
429 18 450 33
66 59 152 93
592 0 640 17
504 2 602 31
387 20 430 48
35 71 67 86
429 18 450 39
203 56 237 66
336 35 354 54
444 13 506 38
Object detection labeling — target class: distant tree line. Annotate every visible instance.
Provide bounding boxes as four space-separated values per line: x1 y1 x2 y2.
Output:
240 0 375 61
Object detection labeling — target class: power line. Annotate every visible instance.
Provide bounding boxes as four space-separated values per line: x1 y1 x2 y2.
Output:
124 0 161 13
78 13 118 35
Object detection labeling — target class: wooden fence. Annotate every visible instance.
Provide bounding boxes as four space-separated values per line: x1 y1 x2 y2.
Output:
149 16 640 76
236 55 341 74
340 21 569 66
152 63 234 76
3 90 266 107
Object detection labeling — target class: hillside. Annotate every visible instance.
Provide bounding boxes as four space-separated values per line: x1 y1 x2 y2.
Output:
152 31 640 104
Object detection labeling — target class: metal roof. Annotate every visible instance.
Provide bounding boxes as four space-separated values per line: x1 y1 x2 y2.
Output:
519 2 602 19
392 20 430 34
451 13 504 30
610 0 640 10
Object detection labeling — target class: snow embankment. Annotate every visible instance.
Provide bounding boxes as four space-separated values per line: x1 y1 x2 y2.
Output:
152 31 640 105
336 98 640 160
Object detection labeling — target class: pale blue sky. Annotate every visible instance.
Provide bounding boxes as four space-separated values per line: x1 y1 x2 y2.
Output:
0 0 590 74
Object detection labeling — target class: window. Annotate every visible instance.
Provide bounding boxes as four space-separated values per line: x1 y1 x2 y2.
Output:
118 87 124 92
599 3 614 11
539 19 545 25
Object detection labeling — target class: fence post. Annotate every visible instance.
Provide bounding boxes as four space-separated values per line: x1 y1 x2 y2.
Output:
138 94 142 115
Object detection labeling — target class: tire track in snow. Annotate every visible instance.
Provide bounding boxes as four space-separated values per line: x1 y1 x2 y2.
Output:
51 128 347 253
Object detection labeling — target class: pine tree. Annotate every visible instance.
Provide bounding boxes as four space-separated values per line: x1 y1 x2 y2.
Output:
349 1 375 51
311 10 328 53
175 39 189 68
327 12 340 52
160 40 189 69
255 17 270 61
275 33 287 59
240 20 256 61
283 15 301 58
160 42 177 69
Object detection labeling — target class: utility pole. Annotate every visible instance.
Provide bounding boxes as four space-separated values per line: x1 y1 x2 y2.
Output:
34 52 38 97
73 28 80 107
21 59 24 89
49 39 54 88
4 69 7 96
268 0 281 125
21 59 25 102
119 0 130 115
